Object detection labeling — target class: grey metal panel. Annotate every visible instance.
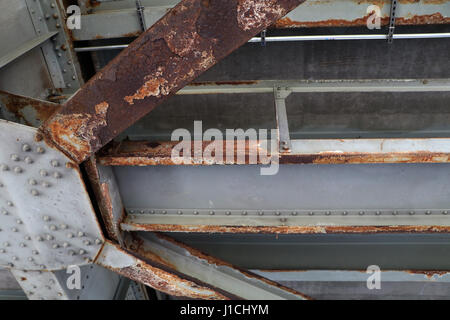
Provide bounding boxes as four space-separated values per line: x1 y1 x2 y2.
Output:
167 233 450 270
0 0 53 98
0 268 20 290
113 164 450 211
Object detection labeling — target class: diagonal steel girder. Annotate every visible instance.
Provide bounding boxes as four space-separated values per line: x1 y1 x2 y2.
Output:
39 0 306 164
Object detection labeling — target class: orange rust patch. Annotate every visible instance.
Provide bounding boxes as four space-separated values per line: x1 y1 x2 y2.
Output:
406 270 450 279
273 12 450 28
124 71 171 105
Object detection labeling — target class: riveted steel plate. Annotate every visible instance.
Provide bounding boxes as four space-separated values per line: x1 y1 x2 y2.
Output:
0 120 104 271
11 269 68 300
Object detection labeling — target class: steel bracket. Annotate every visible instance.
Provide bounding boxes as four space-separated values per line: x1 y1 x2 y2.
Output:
274 87 292 153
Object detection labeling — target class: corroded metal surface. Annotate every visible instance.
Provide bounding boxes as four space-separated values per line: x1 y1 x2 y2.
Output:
41 0 306 163
95 241 234 300
97 138 450 166
84 157 125 243
0 90 59 127
121 223 450 234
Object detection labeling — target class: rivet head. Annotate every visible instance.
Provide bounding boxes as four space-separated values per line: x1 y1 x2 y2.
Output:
22 144 31 152
62 242 69 248
67 233 74 238
53 172 62 179
69 250 76 256
443 211 449 215
49 225 57 231
275 211 281 216
32 250 39 255
24 156 33 164
16 219 22 224
36 147 45 154
14 166 22 174
46 235 54 241
83 240 91 246
10 154 19 161
84 258 92 263
209 211 215 215
409 211 415 215
291 211 297 216
60 224 67 230
2 210 8 215
177 210 182 215
226 211 231 215
20 243 26 248
11 228 18 232
95 239 102 245
79 249 86 255
0 164 9 171
52 244 59 249
425 211 432 215
325 211 331 216
31 189 39 196
28 179 37 185
78 231 84 237
3 242 10 247
43 216 50 222
28 257 34 262
0 249 5 253
12 256 18 261
193 211 198 215
376 211 381 215
242 211 247 216
7 201 13 207
25 236 31 241
342 211 348 216
359 211 365 216
50 160 59 167
36 236 43 242
309 211 314 216
42 181 50 188
40 169 48 177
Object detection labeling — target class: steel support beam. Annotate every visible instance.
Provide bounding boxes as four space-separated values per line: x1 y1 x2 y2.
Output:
94 236 309 300
72 0 450 41
40 0 307 164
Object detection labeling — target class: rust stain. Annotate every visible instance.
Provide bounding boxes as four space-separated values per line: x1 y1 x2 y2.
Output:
42 102 109 163
83 158 119 240
98 140 265 166
406 270 450 279
124 68 171 105
281 151 450 164
273 12 450 28
123 223 450 234
0 90 59 126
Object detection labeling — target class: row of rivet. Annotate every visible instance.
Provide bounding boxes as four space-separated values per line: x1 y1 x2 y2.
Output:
127 209 450 216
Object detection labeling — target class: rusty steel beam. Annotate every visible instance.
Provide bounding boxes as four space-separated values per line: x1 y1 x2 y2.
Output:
97 138 450 166
40 0 306 164
95 241 233 299
95 238 310 299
